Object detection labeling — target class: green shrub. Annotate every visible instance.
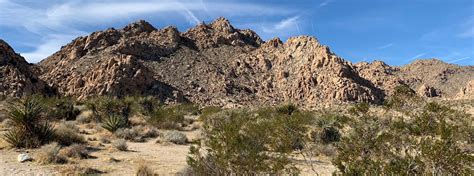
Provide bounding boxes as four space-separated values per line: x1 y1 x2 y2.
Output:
137 96 161 116
188 106 312 175
147 107 185 129
2 97 55 148
384 84 422 110
332 102 473 175
47 97 80 120
198 106 222 121
86 96 133 122
276 103 298 115
348 102 370 116
319 126 341 144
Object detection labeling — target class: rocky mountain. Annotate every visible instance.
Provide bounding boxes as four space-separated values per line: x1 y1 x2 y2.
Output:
2 17 473 107
0 40 52 97
355 59 474 99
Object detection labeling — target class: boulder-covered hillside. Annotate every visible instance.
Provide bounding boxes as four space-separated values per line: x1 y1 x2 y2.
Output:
1 18 472 107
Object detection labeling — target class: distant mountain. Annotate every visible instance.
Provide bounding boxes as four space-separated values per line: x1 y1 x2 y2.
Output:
2 17 473 107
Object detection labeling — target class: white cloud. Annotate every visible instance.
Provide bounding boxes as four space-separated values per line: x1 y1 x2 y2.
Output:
262 16 300 35
377 43 393 50
411 53 427 60
319 0 333 7
275 16 299 30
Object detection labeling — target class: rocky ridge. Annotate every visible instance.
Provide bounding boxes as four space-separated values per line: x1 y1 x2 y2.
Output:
1 18 472 107
0 40 51 97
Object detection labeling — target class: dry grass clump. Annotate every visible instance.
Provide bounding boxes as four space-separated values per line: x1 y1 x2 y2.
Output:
58 144 90 159
99 135 112 144
112 139 128 151
35 142 66 164
136 161 156 176
60 165 103 175
54 122 85 146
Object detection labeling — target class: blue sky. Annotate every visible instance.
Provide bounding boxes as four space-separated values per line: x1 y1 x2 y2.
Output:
1 0 473 65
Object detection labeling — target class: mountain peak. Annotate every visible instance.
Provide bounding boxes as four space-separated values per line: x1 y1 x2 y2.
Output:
209 17 235 33
123 20 156 34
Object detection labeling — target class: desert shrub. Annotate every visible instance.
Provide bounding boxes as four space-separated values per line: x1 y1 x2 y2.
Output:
86 96 132 122
0 94 6 101
2 97 55 148
99 135 111 144
384 84 422 110
54 123 85 146
188 106 312 175
163 131 187 144
136 162 156 176
60 165 103 175
276 103 298 115
348 102 370 116
137 96 162 116
171 103 200 116
46 97 80 121
198 106 222 121
315 112 350 129
35 142 66 164
112 139 128 151
102 114 128 132
147 107 184 129
116 126 159 142
332 102 473 175
59 144 89 159
319 126 341 144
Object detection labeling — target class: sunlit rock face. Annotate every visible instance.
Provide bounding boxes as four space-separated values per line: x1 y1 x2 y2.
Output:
0 17 467 107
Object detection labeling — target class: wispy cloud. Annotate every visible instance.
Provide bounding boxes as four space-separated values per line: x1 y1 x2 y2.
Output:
411 53 427 60
262 16 300 34
377 43 393 50
319 0 333 7
447 57 471 63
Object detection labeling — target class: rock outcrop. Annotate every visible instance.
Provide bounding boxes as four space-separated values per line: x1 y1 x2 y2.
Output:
457 80 474 99
356 59 474 99
0 17 470 107
0 39 51 97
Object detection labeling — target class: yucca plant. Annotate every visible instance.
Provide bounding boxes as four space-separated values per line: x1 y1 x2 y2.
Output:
101 115 128 132
3 97 55 148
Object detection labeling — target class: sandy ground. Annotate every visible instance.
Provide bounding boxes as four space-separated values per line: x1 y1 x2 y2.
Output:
2 98 472 175
0 129 334 176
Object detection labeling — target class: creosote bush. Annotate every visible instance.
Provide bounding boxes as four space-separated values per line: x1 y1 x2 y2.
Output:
187 105 313 175
3 97 55 148
45 97 80 120
332 101 473 175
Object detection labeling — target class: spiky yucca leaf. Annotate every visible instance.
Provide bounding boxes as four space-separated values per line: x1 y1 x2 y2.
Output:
101 115 128 132
2 97 56 148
